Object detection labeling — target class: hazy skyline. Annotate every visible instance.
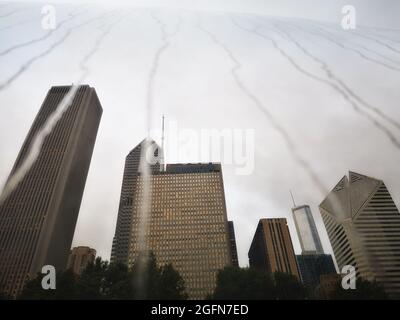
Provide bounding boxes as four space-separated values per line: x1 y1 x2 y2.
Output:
0 0 399 268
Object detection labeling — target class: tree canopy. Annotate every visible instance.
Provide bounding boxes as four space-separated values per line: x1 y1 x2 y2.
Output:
273 271 308 300
18 252 187 300
211 267 307 300
211 267 388 300
12 259 392 300
211 266 276 299
329 278 389 300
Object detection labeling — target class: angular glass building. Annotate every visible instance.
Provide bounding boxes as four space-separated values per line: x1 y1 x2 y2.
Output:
319 171 400 298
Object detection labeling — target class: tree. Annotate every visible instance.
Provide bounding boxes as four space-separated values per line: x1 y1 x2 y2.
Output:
273 272 307 300
330 278 389 300
131 251 187 300
18 252 187 300
211 266 276 299
103 262 134 299
157 264 188 300
131 251 160 299
75 257 108 299
211 267 309 300
19 269 77 300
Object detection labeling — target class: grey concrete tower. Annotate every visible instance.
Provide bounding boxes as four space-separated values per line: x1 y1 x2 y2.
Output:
110 139 162 265
0 85 102 297
319 171 400 298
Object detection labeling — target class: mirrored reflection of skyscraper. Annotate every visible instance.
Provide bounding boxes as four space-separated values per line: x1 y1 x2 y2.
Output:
319 171 400 298
0 85 102 298
292 205 324 255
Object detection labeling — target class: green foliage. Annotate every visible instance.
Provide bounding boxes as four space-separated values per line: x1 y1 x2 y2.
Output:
211 267 308 300
75 257 108 299
18 252 187 300
273 272 307 300
330 278 389 300
103 262 134 299
19 269 77 300
212 266 276 299
157 264 188 300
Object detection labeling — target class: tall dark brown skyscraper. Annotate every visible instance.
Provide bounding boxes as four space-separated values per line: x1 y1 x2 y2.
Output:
249 218 300 279
111 139 162 265
0 85 102 297
228 221 239 267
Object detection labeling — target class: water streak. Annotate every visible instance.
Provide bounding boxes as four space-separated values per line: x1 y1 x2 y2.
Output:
0 7 88 56
0 10 115 92
0 11 126 205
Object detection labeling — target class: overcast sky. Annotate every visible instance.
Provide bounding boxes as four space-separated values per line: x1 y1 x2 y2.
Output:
1 0 399 268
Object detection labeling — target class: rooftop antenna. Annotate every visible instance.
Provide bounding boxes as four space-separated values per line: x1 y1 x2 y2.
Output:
290 190 296 208
161 114 165 171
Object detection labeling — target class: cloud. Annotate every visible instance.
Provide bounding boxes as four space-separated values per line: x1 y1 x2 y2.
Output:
1 1 399 268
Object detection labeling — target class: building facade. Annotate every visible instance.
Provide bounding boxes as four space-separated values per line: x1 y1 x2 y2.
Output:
248 218 300 279
0 85 102 297
111 141 232 299
319 171 400 298
132 163 232 299
111 139 162 265
292 203 337 287
296 254 336 288
228 221 239 267
292 205 324 255
67 246 97 275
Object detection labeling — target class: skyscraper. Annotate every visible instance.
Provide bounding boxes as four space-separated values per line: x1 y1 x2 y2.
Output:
319 171 400 298
291 202 336 288
111 140 232 299
111 139 162 265
0 85 102 297
248 218 300 279
292 205 323 255
67 246 97 275
296 254 336 288
228 221 239 267
137 163 232 299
